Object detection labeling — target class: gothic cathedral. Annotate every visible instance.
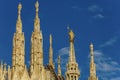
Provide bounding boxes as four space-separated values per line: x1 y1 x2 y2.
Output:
0 1 98 80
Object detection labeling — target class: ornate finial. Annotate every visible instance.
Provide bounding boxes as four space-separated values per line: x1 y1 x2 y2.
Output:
69 29 75 42
58 56 60 64
58 55 61 76
16 3 22 33
18 3 22 16
4 63 7 66
34 0 40 32
89 43 97 79
90 43 93 49
3 63 7 71
49 34 54 68
50 34 52 46
90 43 94 56
35 1 39 13
67 26 74 42
8 65 10 70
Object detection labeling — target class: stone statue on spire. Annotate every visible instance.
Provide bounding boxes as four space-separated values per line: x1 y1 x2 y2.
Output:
18 3 22 15
90 43 94 56
69 30 74 42
35 1 39 18
34 0 40 32
66 28 80 80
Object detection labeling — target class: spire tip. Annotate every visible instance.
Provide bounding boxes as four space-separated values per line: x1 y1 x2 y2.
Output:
90 43 94 56
18 3 22 13
90 43 93 49
50 34 52 45
35 1 39 12
58 55 60 64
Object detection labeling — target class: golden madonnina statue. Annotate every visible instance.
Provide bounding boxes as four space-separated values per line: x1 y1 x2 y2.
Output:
69 30 75 42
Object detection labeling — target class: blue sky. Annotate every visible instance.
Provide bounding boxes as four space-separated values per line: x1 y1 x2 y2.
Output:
0 0 120 80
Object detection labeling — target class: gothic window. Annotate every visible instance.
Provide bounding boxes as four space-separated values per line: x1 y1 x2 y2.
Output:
71 76 73 80
22 40 24 44
17 38 19 41
74 76 76 80
34 37 37 40
40 39 42 43
74 68 76 70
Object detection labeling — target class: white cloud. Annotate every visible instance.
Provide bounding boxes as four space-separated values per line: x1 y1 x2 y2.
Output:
55 47 69 71
88 5 104 21
111 77 120 80
58 47 69 56
72 6 82 12
99 37 118 48
88 5 103 13
93 14 104 19
91 51 120 80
